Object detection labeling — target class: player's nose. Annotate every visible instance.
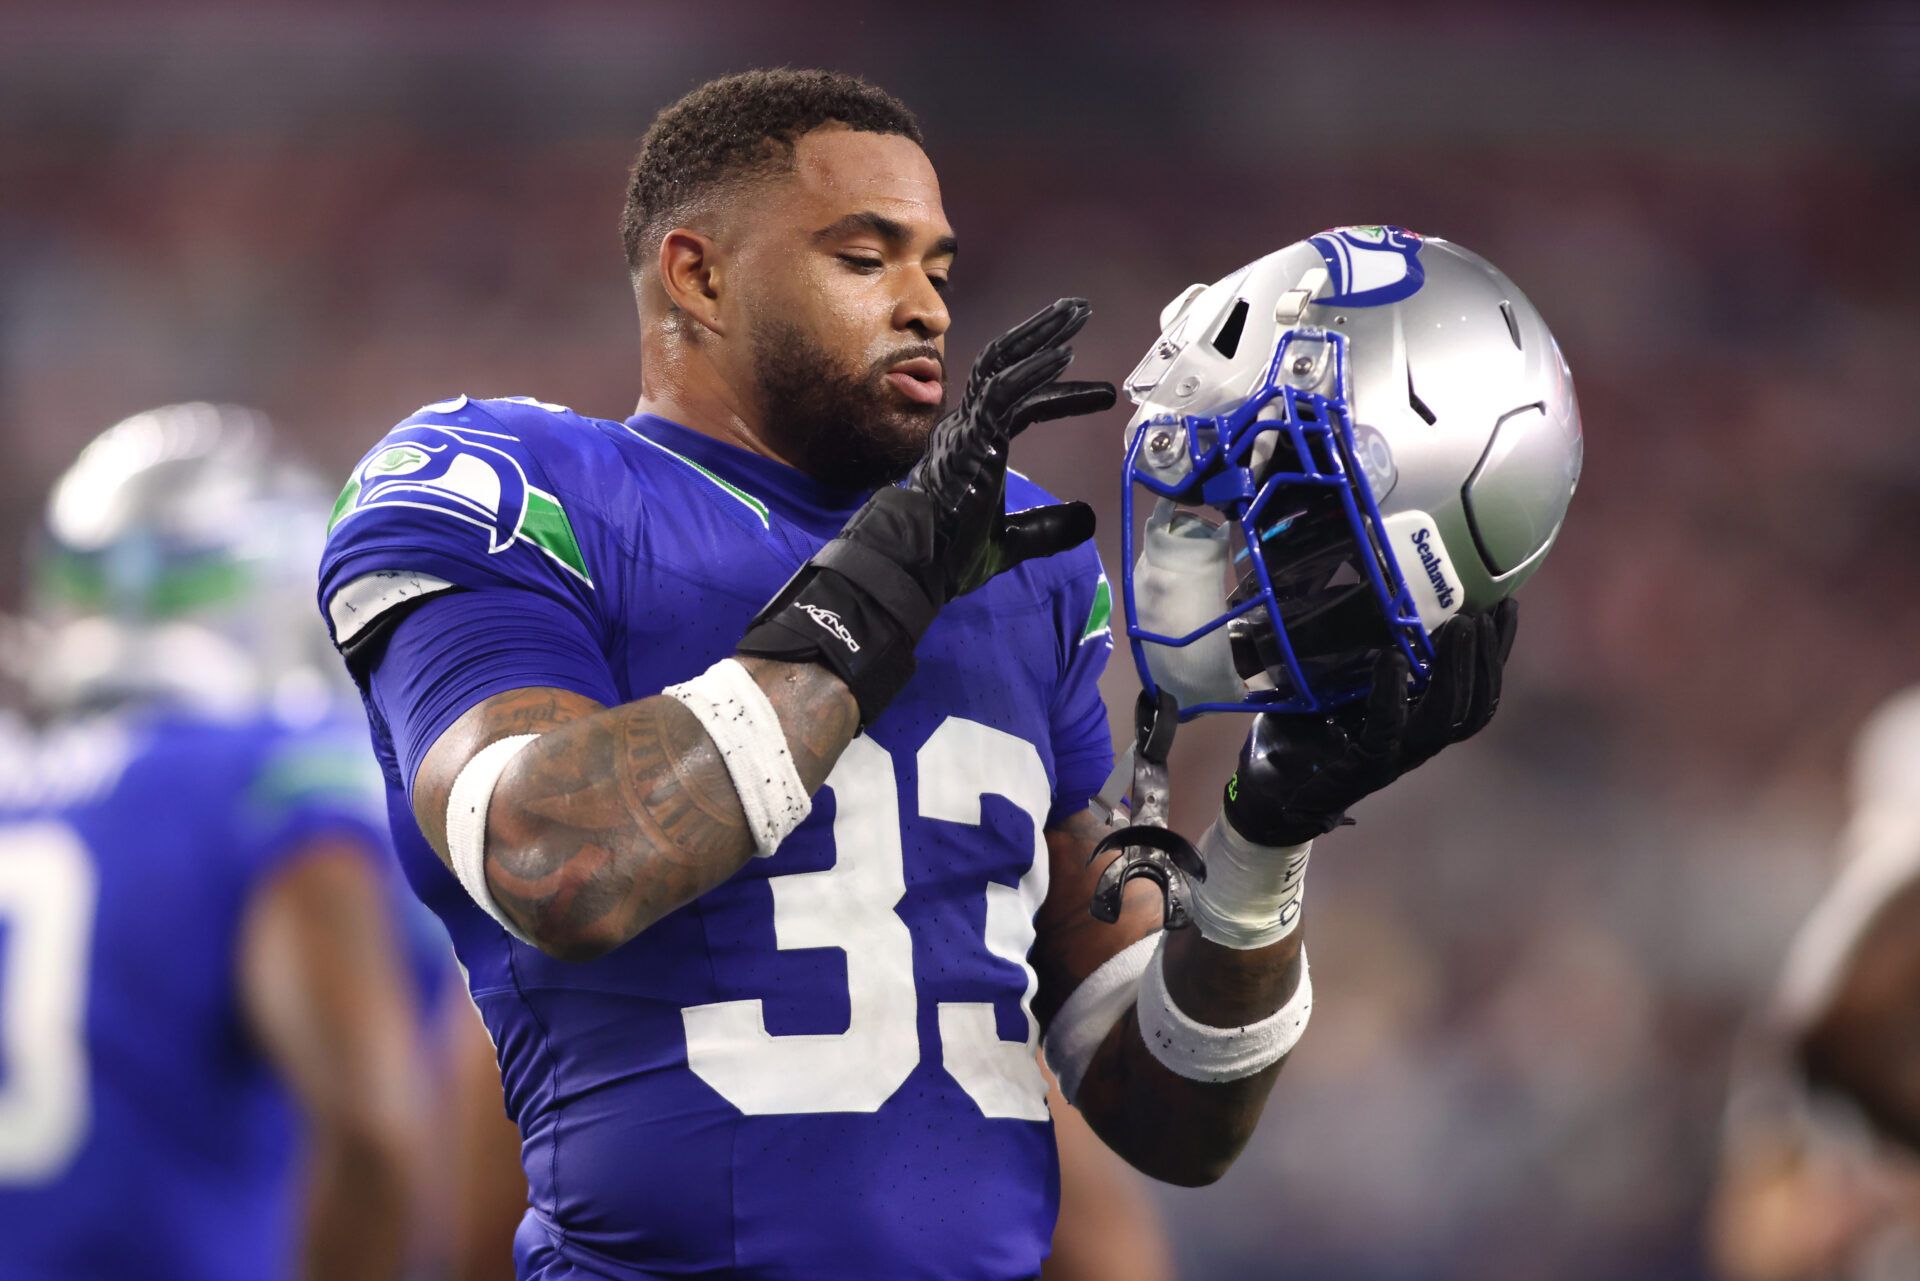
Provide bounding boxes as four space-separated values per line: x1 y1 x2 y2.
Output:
895 270 950 341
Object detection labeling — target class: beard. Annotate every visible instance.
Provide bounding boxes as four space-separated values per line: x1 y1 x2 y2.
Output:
749 319 944 491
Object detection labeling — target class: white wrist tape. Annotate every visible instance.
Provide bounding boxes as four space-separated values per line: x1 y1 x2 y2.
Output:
1136 937 1313 1083
1042 933 1160 1105
1187 814 1311 950
662 658 811 858
446 733 542 944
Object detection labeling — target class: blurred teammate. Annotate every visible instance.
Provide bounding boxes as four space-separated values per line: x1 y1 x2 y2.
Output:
317 67 1527 1281
0 405 435 1281
1710 689 1920 1280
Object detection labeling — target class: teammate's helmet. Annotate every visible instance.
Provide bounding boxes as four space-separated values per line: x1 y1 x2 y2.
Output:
25 403 339 717
1119 226 1582 717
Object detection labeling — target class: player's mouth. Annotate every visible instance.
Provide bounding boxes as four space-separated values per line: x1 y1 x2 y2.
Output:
884 358 944 406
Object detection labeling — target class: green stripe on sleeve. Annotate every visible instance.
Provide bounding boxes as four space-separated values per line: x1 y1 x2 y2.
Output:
1081 575 1113 644
521 489 592 584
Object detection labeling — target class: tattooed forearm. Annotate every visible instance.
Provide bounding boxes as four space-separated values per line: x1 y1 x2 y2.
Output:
412 658 860 960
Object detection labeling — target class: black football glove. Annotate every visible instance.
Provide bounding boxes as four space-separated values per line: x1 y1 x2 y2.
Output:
1223 599 1520 847
739 298 1115 724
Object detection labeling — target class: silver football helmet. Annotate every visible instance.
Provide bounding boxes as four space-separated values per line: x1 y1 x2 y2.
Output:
1120 226 1583 716
25 403 341 718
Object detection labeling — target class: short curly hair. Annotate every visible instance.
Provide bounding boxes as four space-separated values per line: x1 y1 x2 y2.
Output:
621 69 924 275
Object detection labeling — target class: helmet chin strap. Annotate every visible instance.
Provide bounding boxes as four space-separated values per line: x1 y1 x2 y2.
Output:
1087 689 1208 930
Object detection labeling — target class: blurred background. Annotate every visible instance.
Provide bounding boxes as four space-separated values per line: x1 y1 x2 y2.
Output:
4 2 1919 1277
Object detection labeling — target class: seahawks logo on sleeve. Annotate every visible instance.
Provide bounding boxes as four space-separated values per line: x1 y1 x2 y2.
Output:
329 419 591 585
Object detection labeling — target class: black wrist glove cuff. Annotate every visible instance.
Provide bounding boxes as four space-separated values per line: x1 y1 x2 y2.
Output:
737 488 943 726
1221 785 1350 848
1222 713 1360 847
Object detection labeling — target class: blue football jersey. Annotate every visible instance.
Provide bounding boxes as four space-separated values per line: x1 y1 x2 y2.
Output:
0 707 443 1281
318 397 1117 1281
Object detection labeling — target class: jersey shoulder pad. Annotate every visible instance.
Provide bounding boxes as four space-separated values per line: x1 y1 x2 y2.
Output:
1062 549 1114 651
320 395 614 649
241 716 388 830
183 714 394 882
1003 469 1111 648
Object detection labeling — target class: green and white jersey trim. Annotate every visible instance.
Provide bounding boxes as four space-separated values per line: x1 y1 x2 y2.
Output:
519 489 591 581
621 426 771 529
249 741 386 820
1081 574 1113 645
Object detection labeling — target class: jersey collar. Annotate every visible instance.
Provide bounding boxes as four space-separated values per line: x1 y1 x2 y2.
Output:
622 413 873 532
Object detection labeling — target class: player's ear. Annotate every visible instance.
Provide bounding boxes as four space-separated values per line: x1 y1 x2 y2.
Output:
657 228 726 336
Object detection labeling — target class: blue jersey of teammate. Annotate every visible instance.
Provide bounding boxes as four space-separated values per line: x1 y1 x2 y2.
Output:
0 706 441 1281
318 396 1116 1280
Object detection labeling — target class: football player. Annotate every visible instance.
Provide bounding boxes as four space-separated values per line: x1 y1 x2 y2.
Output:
0 405 438 1281
318 70 1567 1280
1711 689 1920 1279
1781 688 1920 1152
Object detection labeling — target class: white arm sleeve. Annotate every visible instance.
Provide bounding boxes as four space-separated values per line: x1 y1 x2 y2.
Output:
445 733 542 945
1041 933 1160 1105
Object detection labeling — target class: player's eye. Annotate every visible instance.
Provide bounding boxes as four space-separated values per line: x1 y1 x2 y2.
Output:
929 274 951 294
837 254 884 273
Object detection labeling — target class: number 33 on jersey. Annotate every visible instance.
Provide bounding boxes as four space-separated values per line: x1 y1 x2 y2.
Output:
688 720 1051 1119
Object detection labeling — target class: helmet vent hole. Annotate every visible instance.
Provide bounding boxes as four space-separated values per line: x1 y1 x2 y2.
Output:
1499 301 1523 351
1210 300 1250 358
1407 368 1438 426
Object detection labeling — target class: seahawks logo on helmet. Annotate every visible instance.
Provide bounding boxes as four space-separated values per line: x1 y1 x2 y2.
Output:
329 423 591 584
1309 225 1426 307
